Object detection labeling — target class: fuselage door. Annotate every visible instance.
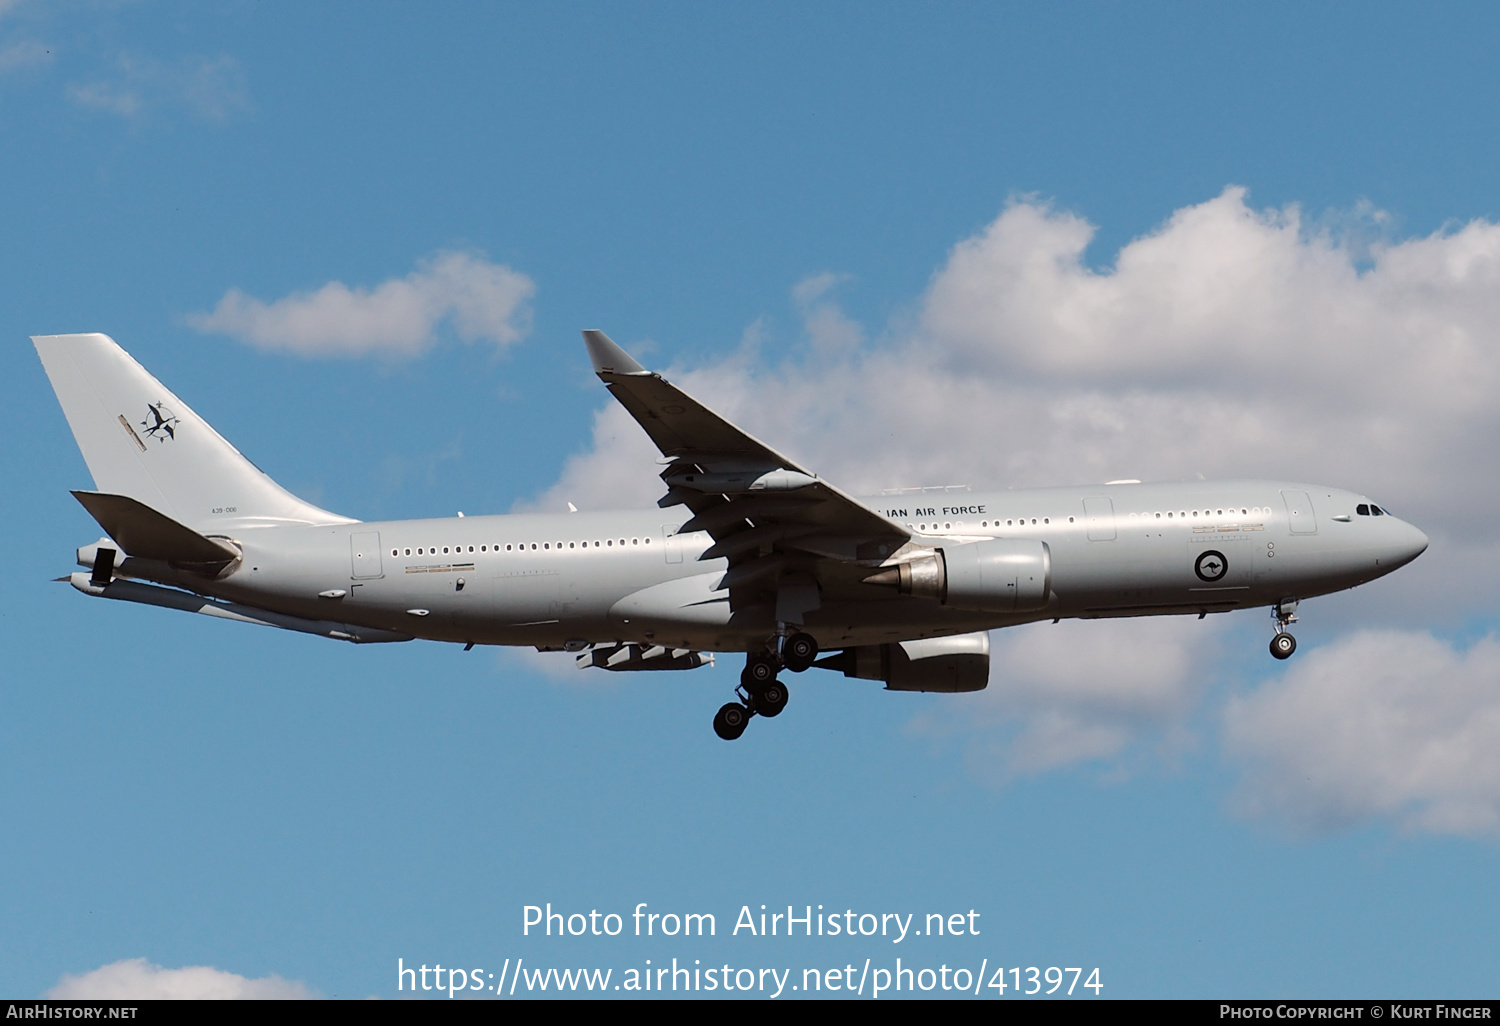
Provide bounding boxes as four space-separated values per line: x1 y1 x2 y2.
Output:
350 531 384 579
1281 490 1318 535
663 524 683 563
1083 497 1116 541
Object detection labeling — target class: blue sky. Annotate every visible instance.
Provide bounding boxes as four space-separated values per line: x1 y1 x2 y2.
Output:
5 1 1500 1000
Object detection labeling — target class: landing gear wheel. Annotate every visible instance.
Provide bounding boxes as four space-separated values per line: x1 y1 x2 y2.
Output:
751 679 789 718
713 702 751 740
1270 633 1297 660
783 632 819 673
742 653 779 689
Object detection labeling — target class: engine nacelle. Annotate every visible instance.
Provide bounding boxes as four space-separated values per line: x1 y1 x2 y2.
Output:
823 632 990 692
869 539 1051 613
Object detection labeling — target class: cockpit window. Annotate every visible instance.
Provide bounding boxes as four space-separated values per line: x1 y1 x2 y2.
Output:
1356 504 1370 516
1372 505 1384 515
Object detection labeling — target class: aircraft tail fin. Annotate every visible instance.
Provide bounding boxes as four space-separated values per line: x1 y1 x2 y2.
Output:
34 333 353 531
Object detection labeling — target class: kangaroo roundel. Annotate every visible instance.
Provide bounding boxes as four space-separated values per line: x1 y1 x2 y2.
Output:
1194 549 1228 583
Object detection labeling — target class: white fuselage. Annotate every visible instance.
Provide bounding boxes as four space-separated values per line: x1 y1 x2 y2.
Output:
144 479 1427 654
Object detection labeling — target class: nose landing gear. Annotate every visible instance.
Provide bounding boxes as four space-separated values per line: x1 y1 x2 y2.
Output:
1269 600 1299 660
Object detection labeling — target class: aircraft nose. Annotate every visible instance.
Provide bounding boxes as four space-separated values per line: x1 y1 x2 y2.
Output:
1389 520 1429 568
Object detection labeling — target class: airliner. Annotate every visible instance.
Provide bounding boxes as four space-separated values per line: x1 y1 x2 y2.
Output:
35 331 1428 739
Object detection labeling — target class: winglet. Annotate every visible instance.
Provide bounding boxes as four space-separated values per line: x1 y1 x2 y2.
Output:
582 330 648 376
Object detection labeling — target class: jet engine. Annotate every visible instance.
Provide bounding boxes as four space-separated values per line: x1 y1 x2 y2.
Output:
865 539 1051 613
815 632 990 692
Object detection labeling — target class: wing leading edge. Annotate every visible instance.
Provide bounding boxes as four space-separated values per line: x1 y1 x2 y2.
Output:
582 330 911 620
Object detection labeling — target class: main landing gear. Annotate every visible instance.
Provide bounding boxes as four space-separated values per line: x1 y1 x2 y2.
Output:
1269 599 1299 660
713 632 818 741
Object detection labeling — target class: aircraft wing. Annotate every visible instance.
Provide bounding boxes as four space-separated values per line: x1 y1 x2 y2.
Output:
583 331 910 612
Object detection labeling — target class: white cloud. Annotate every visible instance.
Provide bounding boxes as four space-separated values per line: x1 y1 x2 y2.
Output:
530 188 1500 790
189 251 536 358
524 400 663 513
539 186 1500 549
46 958 315 1000
67 53 250 122
1224 631 1500 836
67 79 137 116
793 272 864 358
913 617 1223 781
178 55 250 121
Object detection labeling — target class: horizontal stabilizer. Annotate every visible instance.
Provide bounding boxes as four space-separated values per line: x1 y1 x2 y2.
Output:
72 490 241 573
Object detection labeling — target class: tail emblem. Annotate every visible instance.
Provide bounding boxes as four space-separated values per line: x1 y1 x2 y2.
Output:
140 402 179 442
